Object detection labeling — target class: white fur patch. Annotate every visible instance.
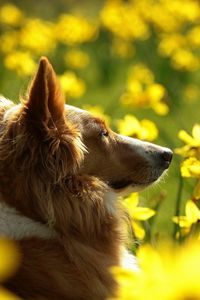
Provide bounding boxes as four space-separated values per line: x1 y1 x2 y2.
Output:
3 104 21 122
0 202 55 240
104 190 118 214
120 248 139 272
0 96 13 107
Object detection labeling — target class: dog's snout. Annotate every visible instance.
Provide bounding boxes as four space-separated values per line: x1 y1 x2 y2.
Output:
159 148 173 168
162 149 173 163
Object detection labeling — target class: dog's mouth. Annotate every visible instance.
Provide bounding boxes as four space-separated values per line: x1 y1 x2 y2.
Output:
109 174 163 191
109 180 134 190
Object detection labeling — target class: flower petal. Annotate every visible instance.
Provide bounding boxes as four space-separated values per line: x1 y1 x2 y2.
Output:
178 130 195 145
192 124 200 140
185 200 200 223
132 207 156 220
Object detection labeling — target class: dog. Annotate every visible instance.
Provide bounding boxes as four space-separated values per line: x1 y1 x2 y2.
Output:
0 57 172 300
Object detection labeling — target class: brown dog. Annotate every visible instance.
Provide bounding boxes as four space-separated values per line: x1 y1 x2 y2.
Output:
0 57 172 300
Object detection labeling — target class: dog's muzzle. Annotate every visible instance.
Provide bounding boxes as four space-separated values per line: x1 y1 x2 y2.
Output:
157 148 173 170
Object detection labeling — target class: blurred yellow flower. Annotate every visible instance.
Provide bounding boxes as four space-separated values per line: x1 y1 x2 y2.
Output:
187 26 200 48
0 288 20 300
0 239 20 281
0 239 21 300
121 64 169 115
59 71 86 99
4 51 36 76
20 19 55 54
0 32 19 54
83 105 111 125
174 0 200 22
110 240 200 300
176 124 200 158
128 64 154 85
159 34 186 57
146 84 169 115
100 0 150 41
0 4 23 26
117 114 158 141
64 50 90 69
55 14 98 45
171 48 199 71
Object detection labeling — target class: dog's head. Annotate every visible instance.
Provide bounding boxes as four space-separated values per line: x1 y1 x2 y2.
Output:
0 57 172 230
66 105 172 194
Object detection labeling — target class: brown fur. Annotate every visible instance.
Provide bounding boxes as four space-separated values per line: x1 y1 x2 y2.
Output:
0 57 172 300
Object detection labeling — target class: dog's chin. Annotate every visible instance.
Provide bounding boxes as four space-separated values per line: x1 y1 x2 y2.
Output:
109 175 164 196
110 183 151 197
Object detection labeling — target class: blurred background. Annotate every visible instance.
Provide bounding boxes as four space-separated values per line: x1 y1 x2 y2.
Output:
1 0 200 239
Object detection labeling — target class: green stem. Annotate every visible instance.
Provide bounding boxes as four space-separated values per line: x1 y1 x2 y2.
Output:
173 175 183 241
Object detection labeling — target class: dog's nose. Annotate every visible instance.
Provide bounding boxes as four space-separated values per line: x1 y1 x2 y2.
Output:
160 149 173 168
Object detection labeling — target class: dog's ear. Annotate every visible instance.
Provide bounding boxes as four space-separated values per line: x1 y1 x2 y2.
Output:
26 56 64 126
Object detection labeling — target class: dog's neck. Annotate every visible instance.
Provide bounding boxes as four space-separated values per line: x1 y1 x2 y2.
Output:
0 190 118 241
0 201 55 240
0 196 139 271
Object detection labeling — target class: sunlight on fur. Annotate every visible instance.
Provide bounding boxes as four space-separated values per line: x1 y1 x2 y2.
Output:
0 57 172 300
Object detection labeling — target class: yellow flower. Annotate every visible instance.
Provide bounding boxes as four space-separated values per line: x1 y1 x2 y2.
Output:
128 64 154 85
4 51 36 76
64 50 90 69
0 239 21 300
0 288 21 300
180 157 200 178
177 125 200 200
176 124 200 158
100 0 150 41
187 26 200 48
174 0 200 22
0 4 23 26
0 239 20 281
180 158 200 200
122 193 155 221
147 2 180 33
0 32 19 54
171 48 199 71
117 115 158 141
121 64 169 115
131 221 145 240
158 34 186 57
59 71 86 98
122 193 155 240
82 105 111 125
146 84 169 115
55 14 98 45
173 200 200 230
20 19 55 54
110 240 200 300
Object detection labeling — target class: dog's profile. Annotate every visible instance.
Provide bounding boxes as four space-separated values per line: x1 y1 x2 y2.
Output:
0 57 172 300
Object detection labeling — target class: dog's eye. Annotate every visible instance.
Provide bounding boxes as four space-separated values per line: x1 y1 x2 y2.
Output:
100 130 109 138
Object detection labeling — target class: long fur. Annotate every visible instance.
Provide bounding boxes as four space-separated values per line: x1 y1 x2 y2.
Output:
0 57 172 300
